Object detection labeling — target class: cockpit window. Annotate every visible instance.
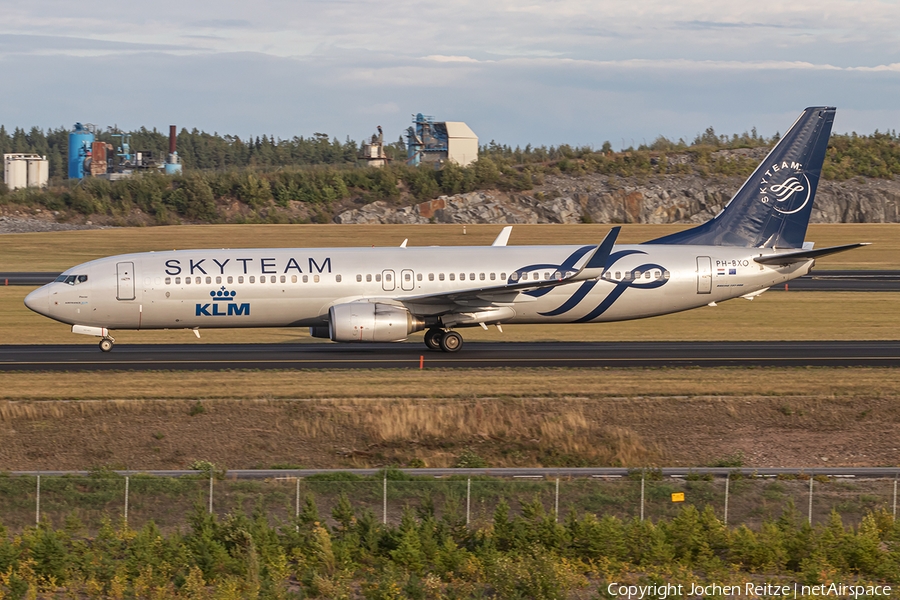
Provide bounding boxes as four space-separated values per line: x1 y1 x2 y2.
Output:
77 275 88 283
55 275 68 283
57 274 88 285
64 275 77 285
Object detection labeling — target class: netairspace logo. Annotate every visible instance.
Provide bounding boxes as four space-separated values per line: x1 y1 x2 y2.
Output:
196 287 250 317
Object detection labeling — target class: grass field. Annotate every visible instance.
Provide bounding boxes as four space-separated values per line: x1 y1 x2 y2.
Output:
1 222 897 271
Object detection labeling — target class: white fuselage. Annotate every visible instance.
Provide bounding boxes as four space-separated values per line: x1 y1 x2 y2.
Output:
25 243 811 333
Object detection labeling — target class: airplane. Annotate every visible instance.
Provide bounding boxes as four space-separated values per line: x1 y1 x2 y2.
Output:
25 107 866 353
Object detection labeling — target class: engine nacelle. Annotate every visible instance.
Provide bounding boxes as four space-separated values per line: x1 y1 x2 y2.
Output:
328 302 424 342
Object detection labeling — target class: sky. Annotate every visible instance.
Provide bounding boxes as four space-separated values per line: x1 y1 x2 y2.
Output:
1 0 899 150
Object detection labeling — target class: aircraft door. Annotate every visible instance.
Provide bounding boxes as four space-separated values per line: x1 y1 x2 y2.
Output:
382 270 395 292
696 256 712 294
117 261 136 300
401 269 414 291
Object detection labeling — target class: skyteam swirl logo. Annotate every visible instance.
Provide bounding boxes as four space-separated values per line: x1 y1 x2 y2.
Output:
537 250 669 322
758 161 811 215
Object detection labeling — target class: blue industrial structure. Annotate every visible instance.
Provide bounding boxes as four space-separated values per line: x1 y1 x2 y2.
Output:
67 123 94 179
406 113 449 166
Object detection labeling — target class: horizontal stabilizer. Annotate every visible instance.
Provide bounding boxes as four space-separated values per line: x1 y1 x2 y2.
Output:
754 243 870 266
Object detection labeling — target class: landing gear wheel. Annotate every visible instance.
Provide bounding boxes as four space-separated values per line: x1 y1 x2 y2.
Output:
99 338 114 352
439 330 463 353
424 328 443 351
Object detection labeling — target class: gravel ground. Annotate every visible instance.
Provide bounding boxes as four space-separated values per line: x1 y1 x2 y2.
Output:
0 215 113 234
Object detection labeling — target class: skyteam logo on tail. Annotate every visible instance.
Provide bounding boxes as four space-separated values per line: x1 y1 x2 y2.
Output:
196 287 250 317
759 161 811 215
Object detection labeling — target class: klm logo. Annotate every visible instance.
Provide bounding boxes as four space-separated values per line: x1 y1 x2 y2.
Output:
196 287 250 317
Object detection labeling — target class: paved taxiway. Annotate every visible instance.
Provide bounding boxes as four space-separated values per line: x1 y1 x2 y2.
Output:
3 340 900 371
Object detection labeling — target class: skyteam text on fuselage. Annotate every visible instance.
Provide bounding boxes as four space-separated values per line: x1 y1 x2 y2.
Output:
25 107 867 353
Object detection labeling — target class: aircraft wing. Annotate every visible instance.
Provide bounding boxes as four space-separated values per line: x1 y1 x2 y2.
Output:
753 243 870 266
398 227 620 307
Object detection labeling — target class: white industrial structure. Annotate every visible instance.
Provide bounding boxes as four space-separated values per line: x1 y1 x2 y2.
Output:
407 114 478 167
3 154 48 190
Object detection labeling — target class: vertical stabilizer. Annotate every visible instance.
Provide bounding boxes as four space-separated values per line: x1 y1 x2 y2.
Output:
645 107 835 248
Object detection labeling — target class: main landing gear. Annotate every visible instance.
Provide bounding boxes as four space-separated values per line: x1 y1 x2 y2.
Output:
99 336 115 352
424 328 463 353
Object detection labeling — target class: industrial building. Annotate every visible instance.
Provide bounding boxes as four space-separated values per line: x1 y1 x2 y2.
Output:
359 126 389 167
406 114 478 167
3 153 48 190
68 122 183 180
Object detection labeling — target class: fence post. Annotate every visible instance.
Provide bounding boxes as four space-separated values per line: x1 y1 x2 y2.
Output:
723 474 730 527
466 477 471 527
383 473 387 525
296 477 301 532
808 475 814 525
640 471 645 522
893 477 897 520
209 473 214 515
555 477 560 523
36 475 40 526
124 476 129 528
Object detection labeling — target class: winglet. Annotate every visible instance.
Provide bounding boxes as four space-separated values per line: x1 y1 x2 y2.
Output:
400 239 408 248
585 226 621 270
491 226 513 247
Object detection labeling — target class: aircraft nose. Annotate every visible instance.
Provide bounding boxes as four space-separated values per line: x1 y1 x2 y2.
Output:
24 286 49 316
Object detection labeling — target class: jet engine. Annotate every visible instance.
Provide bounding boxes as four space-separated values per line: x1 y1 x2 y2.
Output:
326 302 425 342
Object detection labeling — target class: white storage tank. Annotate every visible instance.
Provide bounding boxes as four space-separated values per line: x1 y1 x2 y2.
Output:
3 153 49 190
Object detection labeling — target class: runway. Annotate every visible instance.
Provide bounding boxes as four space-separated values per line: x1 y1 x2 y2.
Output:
3 340 900 371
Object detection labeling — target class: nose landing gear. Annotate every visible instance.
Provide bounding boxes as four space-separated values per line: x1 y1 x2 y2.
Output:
99 336 115 352
423 328 463 353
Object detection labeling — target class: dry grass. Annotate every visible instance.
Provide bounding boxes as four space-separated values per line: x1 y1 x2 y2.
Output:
1 223 896 271
1 391 899 470
2 366 900 401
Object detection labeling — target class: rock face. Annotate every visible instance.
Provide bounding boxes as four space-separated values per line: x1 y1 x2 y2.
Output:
334 174 900 225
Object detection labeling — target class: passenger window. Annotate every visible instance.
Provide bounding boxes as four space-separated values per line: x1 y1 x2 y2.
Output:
375 274 381 282
644 272 651 279
175 277 181 284
281 275 286 283
336 274 342 282
553 271 561 279
490 273 496 280
428 273 434 281
303 275 309 283
544 272 550 280
291 275 297 283
521 273 528 281
356 274 362 282
625 272 632 280
185 277 191 285
249 276 255 283
459 273 465 281
194 277 200 284
479 273 485 280
470 273 476 281
366 274 372 282
664 271 671 279
314 275 320 283
417 273 422 281
404 273 411 281
634 271 641 279
615 271 621 279
511 272 519 281
449 273 455 281
386 273 392 282
439 273 445 281
227 276 233 284
500 272 506 280
165 277 171 285
238 276 244 284
206 276 211 284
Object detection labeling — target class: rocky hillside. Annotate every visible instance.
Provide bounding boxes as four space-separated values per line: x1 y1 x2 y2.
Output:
336 172 900 225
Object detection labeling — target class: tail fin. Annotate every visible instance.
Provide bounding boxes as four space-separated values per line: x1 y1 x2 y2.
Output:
645 106 835 248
